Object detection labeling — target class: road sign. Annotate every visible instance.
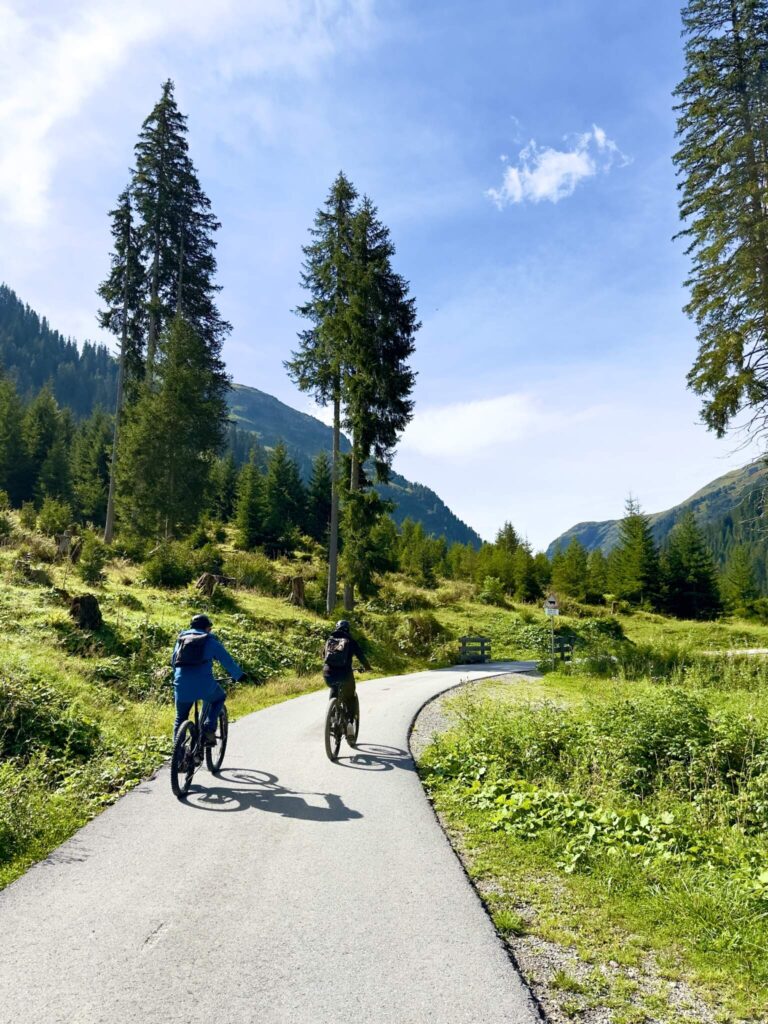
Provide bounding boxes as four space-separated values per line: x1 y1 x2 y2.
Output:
543 595 559 617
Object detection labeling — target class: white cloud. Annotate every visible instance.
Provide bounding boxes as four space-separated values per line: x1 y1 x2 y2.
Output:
401 393 602 458
486 125 627 208
0 0 374 227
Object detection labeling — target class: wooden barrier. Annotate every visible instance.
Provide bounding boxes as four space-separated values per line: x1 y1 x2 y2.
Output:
458 635 491 664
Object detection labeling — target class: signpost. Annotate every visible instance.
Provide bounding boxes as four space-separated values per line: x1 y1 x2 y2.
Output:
543 594 559 668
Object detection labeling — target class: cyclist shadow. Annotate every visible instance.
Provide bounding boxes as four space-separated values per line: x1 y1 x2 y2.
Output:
184 768 363 821
336 743 414 773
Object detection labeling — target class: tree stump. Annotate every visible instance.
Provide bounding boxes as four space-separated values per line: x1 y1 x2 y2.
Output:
196 572 218 598
288 576 306 607
70 594 103 630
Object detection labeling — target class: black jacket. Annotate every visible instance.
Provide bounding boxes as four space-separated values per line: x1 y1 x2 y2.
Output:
322 629 370 679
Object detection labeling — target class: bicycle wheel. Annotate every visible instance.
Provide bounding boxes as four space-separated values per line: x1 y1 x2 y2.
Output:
205 705 228 774
324 698 343 761
171 721 197 799
347 694 360 747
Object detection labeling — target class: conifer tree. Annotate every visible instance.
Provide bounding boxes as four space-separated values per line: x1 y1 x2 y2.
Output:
0 373 28 504
98 186 145 542
306 451 333 543
209 452 239 523
513 542 541 602
722 543 759 608
261 442 306 546
675 1 768 438
234 452 264 550
607 497 661 607
133 79 229 376
586 548 608 598
661 510 722 619
118 316 227 538
496 522 520 554
22 385 63 504
70 408 112 524
551 538 589 599
288 172 358 612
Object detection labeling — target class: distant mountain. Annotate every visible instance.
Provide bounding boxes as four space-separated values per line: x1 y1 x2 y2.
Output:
228 383 482 547
547 461 768 557
0 284 117 416
0 285 482 547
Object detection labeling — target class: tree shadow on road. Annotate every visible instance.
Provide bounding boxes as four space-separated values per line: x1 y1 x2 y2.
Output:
336 743 415 773
182 767 362 821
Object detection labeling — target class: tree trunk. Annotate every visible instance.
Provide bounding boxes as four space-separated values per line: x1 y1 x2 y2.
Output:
343 441 360 612
289 576 306 607
326 395 341 615
104 221 130 545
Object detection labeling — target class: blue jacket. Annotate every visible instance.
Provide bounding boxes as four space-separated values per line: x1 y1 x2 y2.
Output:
171 629 243 703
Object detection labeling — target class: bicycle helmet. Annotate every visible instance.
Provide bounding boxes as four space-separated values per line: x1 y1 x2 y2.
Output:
334 619 350 633
190 613 213 631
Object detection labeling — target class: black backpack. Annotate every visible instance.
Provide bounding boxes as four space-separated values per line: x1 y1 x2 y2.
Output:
172 631 210 668
324 635 350 669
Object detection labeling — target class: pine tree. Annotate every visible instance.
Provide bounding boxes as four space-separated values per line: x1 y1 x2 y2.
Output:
118 316 228 538
675 1 768 438
586 548 609 599
287 172 358 612
551 538 589 599
209 452 239 523
340 196 418 608
608 497 662 607
0 373 28 504
70 408 112 524
22 385 63 504
133 80 229 376
234 452 264 549
306 451 333 543
261 442 306 546
722 543 759 608
513 542 541 602
662 510 723 619
496 522 520 554
97 186 145 542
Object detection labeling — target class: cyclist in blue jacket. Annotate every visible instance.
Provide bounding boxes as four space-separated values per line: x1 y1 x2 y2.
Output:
171 614 244 742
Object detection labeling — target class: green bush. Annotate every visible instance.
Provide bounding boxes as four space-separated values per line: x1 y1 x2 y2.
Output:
190 542 224 577
222 551 279 594
395 612 449 657
478 576 506 606
0 489 9 511
19 502 37 531
0 673 101 763
37 498 72 537
142 542 196 588
77 531 108 584
0 512 12 539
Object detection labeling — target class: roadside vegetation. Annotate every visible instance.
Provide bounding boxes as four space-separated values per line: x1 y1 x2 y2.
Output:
419 620 768 1023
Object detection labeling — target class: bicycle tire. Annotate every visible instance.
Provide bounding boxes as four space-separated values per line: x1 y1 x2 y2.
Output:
324 698 342 761
205 705 228 774
347 694 360 747
171 721 197 799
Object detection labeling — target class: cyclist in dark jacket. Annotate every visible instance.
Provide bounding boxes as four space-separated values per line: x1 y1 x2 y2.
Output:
323 620 371 738
171 614 244 742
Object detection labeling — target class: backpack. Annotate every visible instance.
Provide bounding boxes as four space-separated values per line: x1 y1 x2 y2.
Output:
324 635 351 670
172 631 210 669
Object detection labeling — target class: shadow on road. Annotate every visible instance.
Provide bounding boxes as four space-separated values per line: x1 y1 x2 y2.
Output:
336 743 414 773
183 767 362 821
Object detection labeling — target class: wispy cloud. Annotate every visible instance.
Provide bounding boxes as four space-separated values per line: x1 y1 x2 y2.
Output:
401 393 602 458
0 0 375 227
486 125 628 208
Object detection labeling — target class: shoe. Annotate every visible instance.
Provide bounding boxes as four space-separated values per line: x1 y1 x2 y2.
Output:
203 729 217 746
346 721 356 744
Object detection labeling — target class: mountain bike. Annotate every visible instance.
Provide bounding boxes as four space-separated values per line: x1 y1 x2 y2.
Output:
171 699 228 799
324 691 359 762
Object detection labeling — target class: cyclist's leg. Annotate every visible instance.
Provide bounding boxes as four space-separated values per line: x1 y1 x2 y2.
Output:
203 683 226 733
173 699 193 739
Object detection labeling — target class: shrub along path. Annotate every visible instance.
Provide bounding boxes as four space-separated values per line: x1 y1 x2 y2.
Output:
0 663 539 1024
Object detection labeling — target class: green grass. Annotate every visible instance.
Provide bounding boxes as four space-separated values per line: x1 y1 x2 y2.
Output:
419 660 768 1022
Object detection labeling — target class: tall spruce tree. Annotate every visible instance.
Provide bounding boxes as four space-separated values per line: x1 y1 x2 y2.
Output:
607 497 661 607
0 373 27 504
133 79 229 377
675 1 768 438
307 451 333 543
662 510 722 619
98 186 145 542
261 442 306 546
722 542 759 607
70 408 112 525
340 196 418 609
234 452 264 550
118 316 228 538
287 172 358 612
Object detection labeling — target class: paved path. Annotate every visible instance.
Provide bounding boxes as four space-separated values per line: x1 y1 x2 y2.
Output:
0 664 541 1024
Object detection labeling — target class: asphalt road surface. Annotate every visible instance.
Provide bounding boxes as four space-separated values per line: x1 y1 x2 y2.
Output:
0 664 541 1024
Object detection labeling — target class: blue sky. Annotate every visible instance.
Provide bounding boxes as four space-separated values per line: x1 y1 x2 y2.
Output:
0 0 758 547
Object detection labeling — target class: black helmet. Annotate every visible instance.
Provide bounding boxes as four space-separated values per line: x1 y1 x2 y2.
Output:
190 614 213 631
334 619 350 633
